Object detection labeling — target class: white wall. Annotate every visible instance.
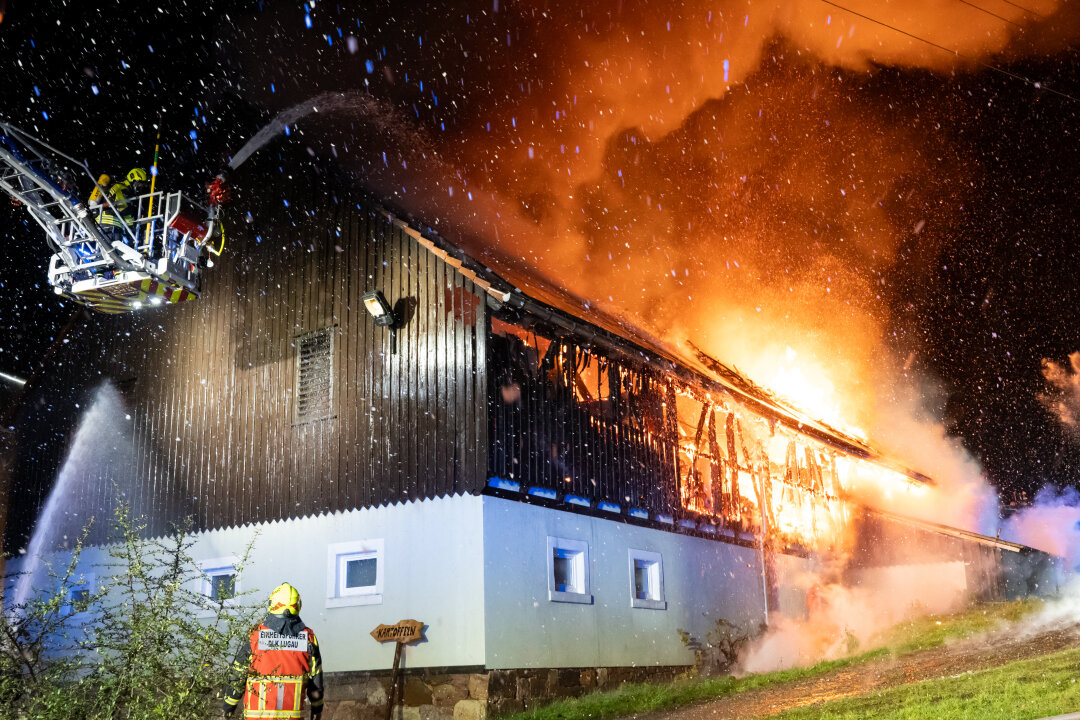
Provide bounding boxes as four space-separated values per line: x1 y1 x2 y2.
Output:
481 496 767 669
6 494 487 673
10 494 802 673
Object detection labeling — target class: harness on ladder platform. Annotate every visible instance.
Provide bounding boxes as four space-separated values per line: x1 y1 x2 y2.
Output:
0 121 227 314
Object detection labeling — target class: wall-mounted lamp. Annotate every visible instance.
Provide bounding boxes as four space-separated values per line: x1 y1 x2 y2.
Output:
362 290 396 327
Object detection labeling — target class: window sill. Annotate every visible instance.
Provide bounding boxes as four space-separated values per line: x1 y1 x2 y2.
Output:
549 590 593 605
630 597 667 610
326 593 383 609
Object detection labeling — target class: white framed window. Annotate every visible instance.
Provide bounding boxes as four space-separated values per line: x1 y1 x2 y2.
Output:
628 548 666 610
326 539 384 608
65 573 96 616
199 557 241 606
546 536 591 604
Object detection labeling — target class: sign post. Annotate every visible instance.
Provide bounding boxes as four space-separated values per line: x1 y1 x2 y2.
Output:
371 620 425 720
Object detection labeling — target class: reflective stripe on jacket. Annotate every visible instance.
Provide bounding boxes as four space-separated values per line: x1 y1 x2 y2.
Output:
100 180 133 228
224 615 323 720
244 675 306 719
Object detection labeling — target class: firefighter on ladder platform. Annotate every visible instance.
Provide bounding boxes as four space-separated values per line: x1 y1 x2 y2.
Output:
97 168 150 245
223 583 325 720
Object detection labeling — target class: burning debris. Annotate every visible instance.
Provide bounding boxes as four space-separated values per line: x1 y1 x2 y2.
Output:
1040 352 1080 433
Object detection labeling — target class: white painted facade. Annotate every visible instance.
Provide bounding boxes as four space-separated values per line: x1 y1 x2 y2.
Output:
481 496 770 669
7 493 801 673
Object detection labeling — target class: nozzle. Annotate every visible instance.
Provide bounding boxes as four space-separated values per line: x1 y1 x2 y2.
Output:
207 172 231 207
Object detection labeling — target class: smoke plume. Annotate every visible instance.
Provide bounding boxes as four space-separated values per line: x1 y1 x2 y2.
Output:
222 1 1080 531
1003 485 1080 572
741 562 970 674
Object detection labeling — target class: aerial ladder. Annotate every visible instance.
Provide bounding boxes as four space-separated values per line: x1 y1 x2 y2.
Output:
0 121 227 314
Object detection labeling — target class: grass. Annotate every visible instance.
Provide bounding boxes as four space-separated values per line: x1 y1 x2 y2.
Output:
502 599 1049 720
872 598 1045 655
773 646 1080 720
502 654 886 720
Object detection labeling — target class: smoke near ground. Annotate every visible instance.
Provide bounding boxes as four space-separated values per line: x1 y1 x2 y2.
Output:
741 563 970 674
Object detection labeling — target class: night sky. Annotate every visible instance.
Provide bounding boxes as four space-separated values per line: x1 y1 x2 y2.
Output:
3 1 1080 512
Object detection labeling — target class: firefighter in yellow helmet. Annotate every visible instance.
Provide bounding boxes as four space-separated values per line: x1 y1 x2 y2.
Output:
223 583 324 720
98 167 150 246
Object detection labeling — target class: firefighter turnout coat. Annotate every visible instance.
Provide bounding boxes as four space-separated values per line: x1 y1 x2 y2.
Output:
224 612 325 719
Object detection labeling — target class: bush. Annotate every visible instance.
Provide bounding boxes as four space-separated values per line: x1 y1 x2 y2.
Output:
0 506 259 720
678 618 762 677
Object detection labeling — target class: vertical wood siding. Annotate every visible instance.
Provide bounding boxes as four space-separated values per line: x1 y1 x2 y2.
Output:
6 184 487 546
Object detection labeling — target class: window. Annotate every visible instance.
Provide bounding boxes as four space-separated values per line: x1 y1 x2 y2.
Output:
210 572 236 601
546 536 591 604
65 573 95 615
326 539 384 608
70 588 92 612
199 557 240 606
628 549 666 610
295 327 334 424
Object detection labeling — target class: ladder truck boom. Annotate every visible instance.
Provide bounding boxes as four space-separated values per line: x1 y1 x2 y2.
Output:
0 121 226 314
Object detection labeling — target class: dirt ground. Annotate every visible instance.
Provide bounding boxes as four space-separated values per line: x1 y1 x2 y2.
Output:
637 623 1080 720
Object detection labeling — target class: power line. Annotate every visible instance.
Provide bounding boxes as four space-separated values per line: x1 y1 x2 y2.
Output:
820 0 1080 103
996 0 1044 19
955 0 1024 29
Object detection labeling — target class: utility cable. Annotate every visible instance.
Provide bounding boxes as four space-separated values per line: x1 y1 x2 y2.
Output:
820 0 1080 104
996 0 1044 19
954 0 1024 28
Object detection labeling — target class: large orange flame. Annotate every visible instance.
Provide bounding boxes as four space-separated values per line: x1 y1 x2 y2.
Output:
229 0 1077 533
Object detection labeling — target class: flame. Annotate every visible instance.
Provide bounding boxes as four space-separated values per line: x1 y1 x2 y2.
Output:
756 347 866 440
225 0 1057 538
671 385 931 553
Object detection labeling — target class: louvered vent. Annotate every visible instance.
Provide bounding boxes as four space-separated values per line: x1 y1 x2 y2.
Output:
295 328 334 423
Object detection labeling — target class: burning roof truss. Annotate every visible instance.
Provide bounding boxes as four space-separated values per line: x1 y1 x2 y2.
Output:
489 305 928 554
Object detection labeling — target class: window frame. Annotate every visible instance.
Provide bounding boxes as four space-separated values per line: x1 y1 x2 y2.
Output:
65 572 96 617
198 556 241 608
546 536 592 604
628 548 666 610
326 539 384 608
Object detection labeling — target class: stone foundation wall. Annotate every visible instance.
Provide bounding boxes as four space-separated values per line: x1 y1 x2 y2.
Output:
484 666 683 717
322 665 685 720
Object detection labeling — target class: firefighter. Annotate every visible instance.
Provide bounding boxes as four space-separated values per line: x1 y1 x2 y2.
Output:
71 172 114 274
223 583 325 720
98 168 149 245
87 172 111 210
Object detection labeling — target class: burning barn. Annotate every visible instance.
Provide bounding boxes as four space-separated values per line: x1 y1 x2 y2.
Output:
1 159 1059 716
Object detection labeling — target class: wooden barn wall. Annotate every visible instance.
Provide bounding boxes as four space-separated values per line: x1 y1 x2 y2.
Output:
487 314 681 517
5 182 487 546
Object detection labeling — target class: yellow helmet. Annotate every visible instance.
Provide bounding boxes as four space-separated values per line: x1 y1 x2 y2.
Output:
268 582 301 615
127 167 148 184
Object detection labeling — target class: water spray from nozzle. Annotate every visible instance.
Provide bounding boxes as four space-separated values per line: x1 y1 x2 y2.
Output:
226 90 409 171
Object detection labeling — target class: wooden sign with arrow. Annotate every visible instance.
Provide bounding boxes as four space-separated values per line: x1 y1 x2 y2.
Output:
370 619 424 645
373 619 426 720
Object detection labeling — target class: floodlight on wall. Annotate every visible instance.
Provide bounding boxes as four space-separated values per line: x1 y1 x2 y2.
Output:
362 290 396 327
